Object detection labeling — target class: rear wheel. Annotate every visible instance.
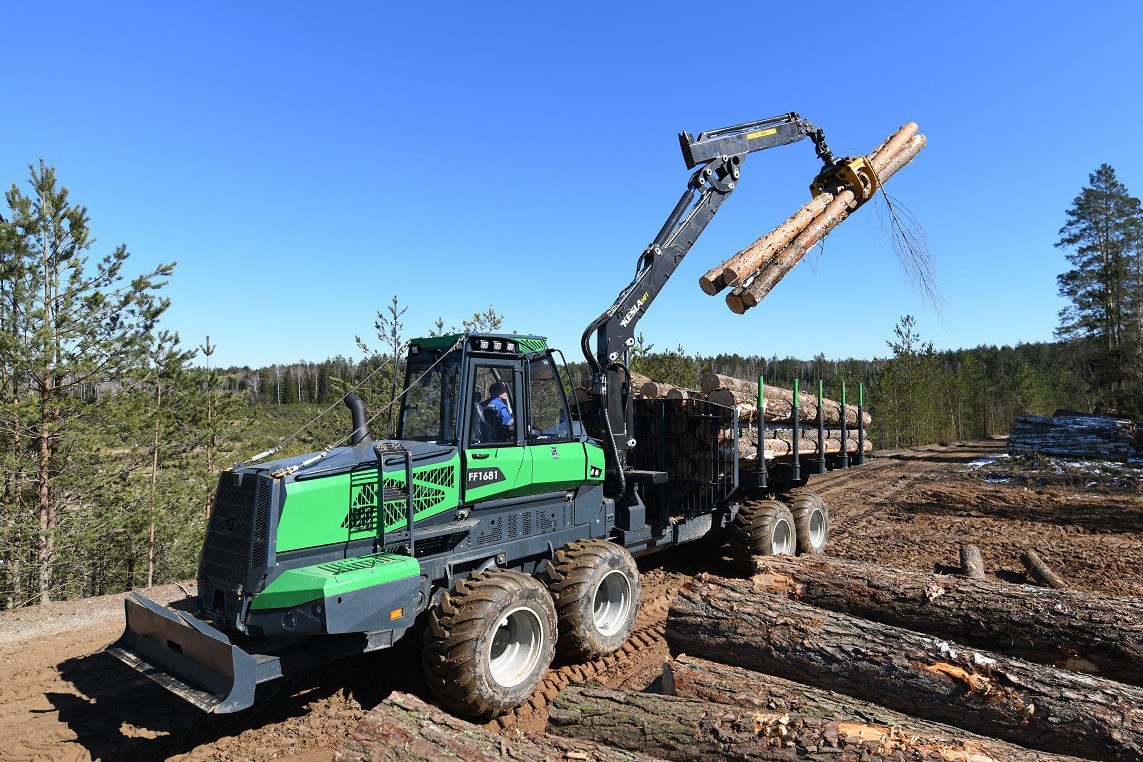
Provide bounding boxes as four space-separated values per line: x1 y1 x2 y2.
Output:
789 491 829 555
543 539 640 659
728 500 796 573
421 568 556 718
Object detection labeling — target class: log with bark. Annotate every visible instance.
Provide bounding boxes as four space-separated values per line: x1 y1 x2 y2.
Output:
702 372 869 427
667 573 1143 761
335 691 657 762
1009 413 1138 462
730 436 870 461
1020 548 1070 590
749 554 1143 686
959 543 986 578
699 122 920 298
549 683 1085 762
726 129 926 314
660 655 1086 762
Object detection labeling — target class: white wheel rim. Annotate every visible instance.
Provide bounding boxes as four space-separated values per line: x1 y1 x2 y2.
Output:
488 605 544 688
809 507 827 549
592 569 632 636
773 519 795 554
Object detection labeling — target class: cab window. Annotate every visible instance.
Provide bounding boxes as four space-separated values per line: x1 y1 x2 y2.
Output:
527 355 571 441
469 365 516 446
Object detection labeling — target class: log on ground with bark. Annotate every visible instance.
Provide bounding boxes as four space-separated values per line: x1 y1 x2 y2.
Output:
749 554 1143 686
335 691 658 762
660 655 1087 762
667 573 1143 761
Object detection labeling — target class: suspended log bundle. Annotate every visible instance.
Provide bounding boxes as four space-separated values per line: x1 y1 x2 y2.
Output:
1009 413 1139 462
667 573 1143 762
658 655 1087 762
750 554 1143 686
694 122 926 313
336 691 657 762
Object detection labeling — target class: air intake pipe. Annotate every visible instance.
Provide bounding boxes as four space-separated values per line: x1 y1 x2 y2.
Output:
343 393 372 446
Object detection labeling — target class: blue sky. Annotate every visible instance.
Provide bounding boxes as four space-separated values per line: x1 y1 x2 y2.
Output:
3 2 1140 368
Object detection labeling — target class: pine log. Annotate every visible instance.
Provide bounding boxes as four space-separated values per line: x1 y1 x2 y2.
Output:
868 122 920 174
703 122 918 297
662 655 1086 762
666 387 702 400
750 554 1143 686
1020 548 1070 590
335 691 656 762
731 437 870 461
551 684 1081 762
727 133 926 313
639 380 673 399
959 544 986 579
708 194 833 292
627 370 651 391
667 573 1143 761
702 373 870 426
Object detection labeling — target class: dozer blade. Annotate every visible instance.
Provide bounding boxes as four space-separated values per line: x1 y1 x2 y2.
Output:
107 592 259 713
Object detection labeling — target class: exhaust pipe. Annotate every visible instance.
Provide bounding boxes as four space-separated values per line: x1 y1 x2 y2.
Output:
343 393 372 445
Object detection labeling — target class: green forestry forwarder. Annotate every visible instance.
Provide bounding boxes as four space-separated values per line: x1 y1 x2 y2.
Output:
110 112 869 719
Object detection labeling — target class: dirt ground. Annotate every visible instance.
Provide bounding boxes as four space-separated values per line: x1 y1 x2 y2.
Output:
1 439 1140 761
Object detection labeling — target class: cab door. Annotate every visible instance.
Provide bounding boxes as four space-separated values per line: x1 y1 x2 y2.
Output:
463 361 531 503
524 353 589 493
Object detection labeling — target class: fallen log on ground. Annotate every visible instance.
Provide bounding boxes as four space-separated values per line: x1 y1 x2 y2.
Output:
335 691 657 762
750 554 1143 685
667 573 1143 761
661 655 1086 762
1021 548 1070 589
726 130 926 313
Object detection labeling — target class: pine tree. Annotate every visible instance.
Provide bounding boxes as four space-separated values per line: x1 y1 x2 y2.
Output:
0 162 173 602
1056 164 1143 417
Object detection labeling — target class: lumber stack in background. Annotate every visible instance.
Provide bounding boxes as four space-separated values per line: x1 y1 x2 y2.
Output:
1009 412 1139 462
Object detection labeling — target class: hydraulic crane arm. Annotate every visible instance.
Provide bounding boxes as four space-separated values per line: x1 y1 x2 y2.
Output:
581 113 839 492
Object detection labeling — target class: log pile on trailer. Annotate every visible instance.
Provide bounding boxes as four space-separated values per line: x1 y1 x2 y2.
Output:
633 370 872 479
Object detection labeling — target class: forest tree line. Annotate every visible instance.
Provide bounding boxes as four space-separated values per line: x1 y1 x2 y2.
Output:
1 161 1140 607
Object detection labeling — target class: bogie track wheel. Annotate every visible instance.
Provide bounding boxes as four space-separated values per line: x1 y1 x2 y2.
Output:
789 491 829 555
421 568 557 719
728 499 796 573
542 539 641 660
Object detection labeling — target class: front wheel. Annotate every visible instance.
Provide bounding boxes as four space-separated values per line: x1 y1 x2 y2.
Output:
421 568 556 719
543 539 640 660
727 500 796 573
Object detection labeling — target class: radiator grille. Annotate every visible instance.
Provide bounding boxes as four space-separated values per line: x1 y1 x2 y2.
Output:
202 474 271 586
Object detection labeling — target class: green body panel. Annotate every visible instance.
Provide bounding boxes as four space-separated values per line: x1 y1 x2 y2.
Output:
250 552 420 610
277 452 461 553
585 442 605 483
527 442 590 493
463 445 530 502
410 333 464 350
516 337 548 353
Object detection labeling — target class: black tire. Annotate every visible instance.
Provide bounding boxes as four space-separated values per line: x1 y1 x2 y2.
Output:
542 539 641 660
421 568 556 719
727 500 796 573
789 491 829 555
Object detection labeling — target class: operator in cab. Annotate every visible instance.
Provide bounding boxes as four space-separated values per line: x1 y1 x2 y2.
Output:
482 381 515 440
